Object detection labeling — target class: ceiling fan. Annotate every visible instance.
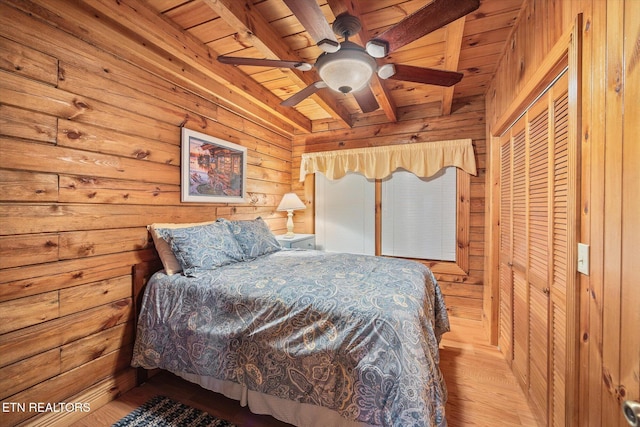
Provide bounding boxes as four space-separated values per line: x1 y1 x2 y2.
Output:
217 0 480 113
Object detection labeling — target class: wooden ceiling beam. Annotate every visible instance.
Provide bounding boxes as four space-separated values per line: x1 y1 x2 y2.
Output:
202 0 353 129
441 17 466 115
326 0 398 123
82 0 313 133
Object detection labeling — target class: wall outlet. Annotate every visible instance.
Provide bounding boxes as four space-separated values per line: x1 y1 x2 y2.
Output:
577 243 590 275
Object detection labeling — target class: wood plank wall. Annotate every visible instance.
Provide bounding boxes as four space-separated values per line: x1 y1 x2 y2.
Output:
0 1 291 425
485 0 639 425
292 97 487 320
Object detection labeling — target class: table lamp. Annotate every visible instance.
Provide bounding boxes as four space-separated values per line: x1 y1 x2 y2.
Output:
277 192 306 238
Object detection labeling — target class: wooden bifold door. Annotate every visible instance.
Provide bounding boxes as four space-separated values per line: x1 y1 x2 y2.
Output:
498 70 576 426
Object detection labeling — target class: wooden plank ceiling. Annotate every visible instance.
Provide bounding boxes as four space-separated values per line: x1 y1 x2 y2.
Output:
144 0 523 132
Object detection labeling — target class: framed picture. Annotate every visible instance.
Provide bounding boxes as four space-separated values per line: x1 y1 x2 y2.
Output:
181 128 247 203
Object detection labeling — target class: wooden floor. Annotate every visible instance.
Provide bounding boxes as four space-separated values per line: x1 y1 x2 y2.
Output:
71 318 539 427
438 318 539 426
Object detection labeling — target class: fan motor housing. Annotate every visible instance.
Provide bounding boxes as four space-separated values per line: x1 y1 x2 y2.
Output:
332 13 361 38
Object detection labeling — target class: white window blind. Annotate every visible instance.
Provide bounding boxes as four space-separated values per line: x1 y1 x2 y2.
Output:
381 167 457 261
314 172 375 255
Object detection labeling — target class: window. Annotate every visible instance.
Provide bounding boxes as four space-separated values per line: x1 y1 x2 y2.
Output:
315 167 468 275
381 167 457 261
314 172 375 255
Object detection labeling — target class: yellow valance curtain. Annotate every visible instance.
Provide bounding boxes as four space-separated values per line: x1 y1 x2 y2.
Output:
299 139 476 181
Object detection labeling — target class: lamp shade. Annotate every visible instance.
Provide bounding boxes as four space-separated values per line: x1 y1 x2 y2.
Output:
315 42 377 94
277 192 306 211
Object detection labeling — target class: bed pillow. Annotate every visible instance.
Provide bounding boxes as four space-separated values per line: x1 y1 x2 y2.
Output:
148 220 217 275
156 221 245 276
219 217 281 259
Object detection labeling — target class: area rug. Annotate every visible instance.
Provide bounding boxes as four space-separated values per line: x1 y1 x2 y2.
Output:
112 395 237 427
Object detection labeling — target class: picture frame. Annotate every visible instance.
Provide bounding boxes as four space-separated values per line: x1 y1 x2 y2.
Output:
181 128 247 203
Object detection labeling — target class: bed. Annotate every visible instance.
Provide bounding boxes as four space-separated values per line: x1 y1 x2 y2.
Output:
131 218 450 427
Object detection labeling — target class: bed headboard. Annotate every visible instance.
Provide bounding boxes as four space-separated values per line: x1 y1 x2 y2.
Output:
132 259 163 385
132 259 164 319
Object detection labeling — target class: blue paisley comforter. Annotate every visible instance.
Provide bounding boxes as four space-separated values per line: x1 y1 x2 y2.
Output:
131 249 450 426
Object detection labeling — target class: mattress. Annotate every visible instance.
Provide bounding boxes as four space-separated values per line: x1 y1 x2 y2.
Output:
132 249 450 426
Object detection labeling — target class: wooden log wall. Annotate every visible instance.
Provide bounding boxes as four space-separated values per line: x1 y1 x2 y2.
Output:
292 96 487 320
0 2 291 425
484 0 639 425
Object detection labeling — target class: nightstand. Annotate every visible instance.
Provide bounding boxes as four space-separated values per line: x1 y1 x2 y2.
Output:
275 234 316 249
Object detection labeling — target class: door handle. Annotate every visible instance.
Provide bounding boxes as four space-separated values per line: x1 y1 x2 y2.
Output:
623 400 640 427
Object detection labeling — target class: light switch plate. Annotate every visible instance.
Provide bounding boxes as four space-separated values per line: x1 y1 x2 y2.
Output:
577 243 590 275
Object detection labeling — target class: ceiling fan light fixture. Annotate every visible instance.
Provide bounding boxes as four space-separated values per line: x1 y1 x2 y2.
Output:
377 63 396 80
365 39 388 58
294 62 313 71
316 42 377 94
317 39 341 53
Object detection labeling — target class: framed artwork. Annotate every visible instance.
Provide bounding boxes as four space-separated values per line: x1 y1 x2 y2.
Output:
181 128 247 203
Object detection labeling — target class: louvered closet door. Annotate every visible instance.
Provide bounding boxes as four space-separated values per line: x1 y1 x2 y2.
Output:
511 118 529 388
498 132 513 362
497 69 573 426
527 95 551 423
549 73 569 427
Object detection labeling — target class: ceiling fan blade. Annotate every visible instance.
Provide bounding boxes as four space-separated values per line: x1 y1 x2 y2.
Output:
218 55 313 71
283 0 340 53
386 64 463 87
352 86 379 113
366 0 480 57
281 81 328 107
